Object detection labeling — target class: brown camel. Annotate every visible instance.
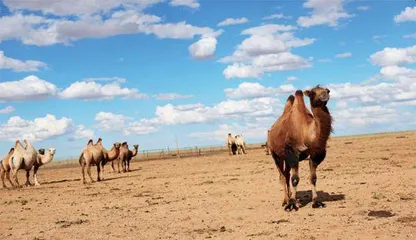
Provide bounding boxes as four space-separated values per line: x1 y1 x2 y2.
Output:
95 138 122 174
268 85 332 211
119 142 139 172
1 148 15 188
79 138 121 184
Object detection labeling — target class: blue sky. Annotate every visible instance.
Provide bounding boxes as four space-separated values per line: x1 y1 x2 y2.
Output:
0 0 415 159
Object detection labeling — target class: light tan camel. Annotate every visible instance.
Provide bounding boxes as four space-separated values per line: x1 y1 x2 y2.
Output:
226 133 237 155
234 135 247 154
119 142 139 172
1 148 15 188
79 138 120 184
268 86 332 211
9 140 39 187
33 148 56 185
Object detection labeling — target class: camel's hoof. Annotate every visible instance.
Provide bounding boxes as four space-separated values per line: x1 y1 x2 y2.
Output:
97 179 101 182
284 199 299 212
312 201 326 208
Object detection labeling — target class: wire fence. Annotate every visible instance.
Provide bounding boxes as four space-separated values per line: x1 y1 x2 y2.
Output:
54 143 266 165
135 143 264 161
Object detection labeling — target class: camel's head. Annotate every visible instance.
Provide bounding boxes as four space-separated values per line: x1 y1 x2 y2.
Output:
228 133 232 137
48 148 56 156
38 148 45 155
304 85 330 107
133 144 139 150
114 142 121 149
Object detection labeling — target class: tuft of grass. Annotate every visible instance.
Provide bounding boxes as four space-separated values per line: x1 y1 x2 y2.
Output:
372 193 386 200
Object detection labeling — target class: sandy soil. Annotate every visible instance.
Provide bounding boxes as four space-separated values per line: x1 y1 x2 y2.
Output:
1 131 415 240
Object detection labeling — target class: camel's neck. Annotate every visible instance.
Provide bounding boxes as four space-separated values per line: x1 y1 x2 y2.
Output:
38 153 54 166
107 147 119 161
132 148 138 157
311 106 332 152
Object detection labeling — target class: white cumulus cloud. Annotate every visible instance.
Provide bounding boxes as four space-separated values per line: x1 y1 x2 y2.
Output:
297 0 352 28
0 106 15 114
0 51 47 72
169 0 200 9
217 17 248 26
189 37 218 59
59 80 148 100
394 6 416 23
0 75 58 101
0 114 78 142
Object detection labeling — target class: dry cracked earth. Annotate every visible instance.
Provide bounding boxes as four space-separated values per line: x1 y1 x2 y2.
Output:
1 131 415 240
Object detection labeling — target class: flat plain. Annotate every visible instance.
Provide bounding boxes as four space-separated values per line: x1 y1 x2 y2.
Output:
1 131 415 240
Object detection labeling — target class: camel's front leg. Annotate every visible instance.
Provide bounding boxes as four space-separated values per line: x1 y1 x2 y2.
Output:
228 144 232 155
110 161 116 173
117 158 121 173
5 170 15 188
309 159 326 208
25 169 32 186
96 164 101 182
33 165 40 186
286 163 299 211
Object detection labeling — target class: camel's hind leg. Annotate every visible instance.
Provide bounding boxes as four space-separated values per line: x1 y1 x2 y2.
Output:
87 164 94 183
271 152 291 208
81 162 87 184
5 170 15 188
309 152 326 208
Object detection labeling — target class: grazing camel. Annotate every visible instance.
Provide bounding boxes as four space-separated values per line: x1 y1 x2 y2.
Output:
226 133 237 155
235 135 247 154
9 140 39 187
33 148 56 185
79 138 120 184
268 86 332 211
119 142 139 172
1 148 15 188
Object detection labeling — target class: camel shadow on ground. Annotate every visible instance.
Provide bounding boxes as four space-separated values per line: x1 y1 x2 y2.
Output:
101 173 140 182
297 190 345 208
43 178 81 185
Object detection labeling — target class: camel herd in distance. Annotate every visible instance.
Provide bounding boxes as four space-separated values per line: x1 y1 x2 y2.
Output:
1 85 332 212
0 138 138 188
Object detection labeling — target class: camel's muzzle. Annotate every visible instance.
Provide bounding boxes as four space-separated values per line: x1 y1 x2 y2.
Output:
319 94 330 102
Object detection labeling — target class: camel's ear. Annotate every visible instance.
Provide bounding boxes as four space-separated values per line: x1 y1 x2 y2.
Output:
303 90 311 97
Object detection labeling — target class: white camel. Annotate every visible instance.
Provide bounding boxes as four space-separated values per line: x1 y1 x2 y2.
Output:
235 135 247 155
33 148 56 186
9 140 39 187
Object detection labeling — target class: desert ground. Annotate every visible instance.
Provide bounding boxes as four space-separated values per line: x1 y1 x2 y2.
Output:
1 131 415 240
